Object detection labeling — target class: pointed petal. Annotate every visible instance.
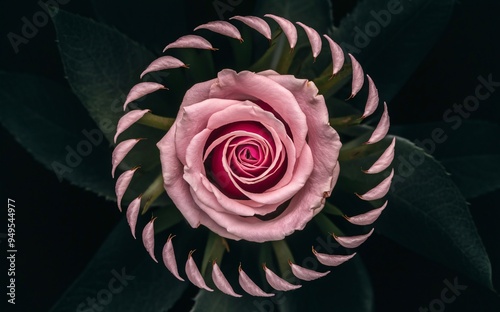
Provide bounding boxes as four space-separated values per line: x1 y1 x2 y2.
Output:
366 102 390 144
346 200 388 226
364 137 395 174
312 247 356 266
123 82 166 111
212 262 242 297
143 218 158 263
296 22 322 59
230 15 271 40
263 264 301 291
264 14 297 49
140 56 188 79
357 169 394 201
289 261 330 281
163 35 216 52
114 109 150 143
115 167 139 212
363 75 379 118
111 138 141 178
186 251 213 291
162 234 185 281
323 34 344 76
333 228 374 249
195 21 243 42
126 196 141 239
238 265 275 297
348 53 364 98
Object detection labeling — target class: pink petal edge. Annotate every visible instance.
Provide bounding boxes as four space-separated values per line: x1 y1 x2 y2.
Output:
323 34 344 76
142 218 158 263
333 228 375 249
356 168 394 201
114 109 151 143
312 247 357 266
111 138 141 178
212 262 242 297
115 167 139 212
163 35 217 52
123 82 166 111
194 21 243 42
230 15 271 40
126 196 141 239
264 264 301 291
296 22 322 59
366 102 390 144
364 137 395 174
185 251 214 292
162 234 185 281
264 14 297 49
346 200 388 226
348 53 364 99
140 56 188 79
363 75 379 118
289 261 330 281
238 265 275 297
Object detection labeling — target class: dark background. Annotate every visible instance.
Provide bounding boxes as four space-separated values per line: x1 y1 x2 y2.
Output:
1 0 500 311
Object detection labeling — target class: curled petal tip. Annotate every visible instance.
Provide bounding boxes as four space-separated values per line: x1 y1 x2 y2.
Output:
123 82 166 111
163 35 216 52
348 54 364 99
264 14 297 49
356 169 394 201
323 34 344 76
142 218 158 262
194 21 243 42
289 262 330 281
312 247 357 266
263 265 301 291
111 138 142 178
114 109 151 143
333 228 374 249
140 56 188 79
363 137 395 174
212 262 242 297
230 15 271 40
366 102 390 144
345 201 388 226
238 265 275 297
115 167 139 212
126 196 141 239
362 75 379 118
186 251 213 292
162 235 185 281
296 22 322 58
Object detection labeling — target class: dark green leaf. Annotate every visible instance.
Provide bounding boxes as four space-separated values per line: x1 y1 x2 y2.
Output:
50 219 191 312
0 72 115 199
339 135 493 289
333 0 456 100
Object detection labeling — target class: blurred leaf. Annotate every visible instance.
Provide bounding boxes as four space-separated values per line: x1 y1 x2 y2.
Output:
0 72 115 199
391 120 500 198
50 219 191 312
332 0 456 101
339 136 494 290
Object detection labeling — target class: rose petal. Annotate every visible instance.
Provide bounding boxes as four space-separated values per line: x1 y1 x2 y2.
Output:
140 56 188 79
348 54 364 99
195 21 243 42
364 137 395 174
263 264 301 291
238 265 274 297
212 262 242 297
142 218 158 263
356 168 394 201
323 34 344 76
123 82 166 111
312 247 356 266
289 261 330 281
264 14 297 49
230 15 271 40
126 196 141 239
363 75 379 118
114 109 151 143
115 167 139 212
163 35 217 52
162 234 185 281
333 228 374 249
112 138 141 178
185 251 213 292
345 200 388 226
366 102 390 144
296 22 322 59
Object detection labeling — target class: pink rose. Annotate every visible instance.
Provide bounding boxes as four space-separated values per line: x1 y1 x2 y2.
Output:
157 69 341 242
